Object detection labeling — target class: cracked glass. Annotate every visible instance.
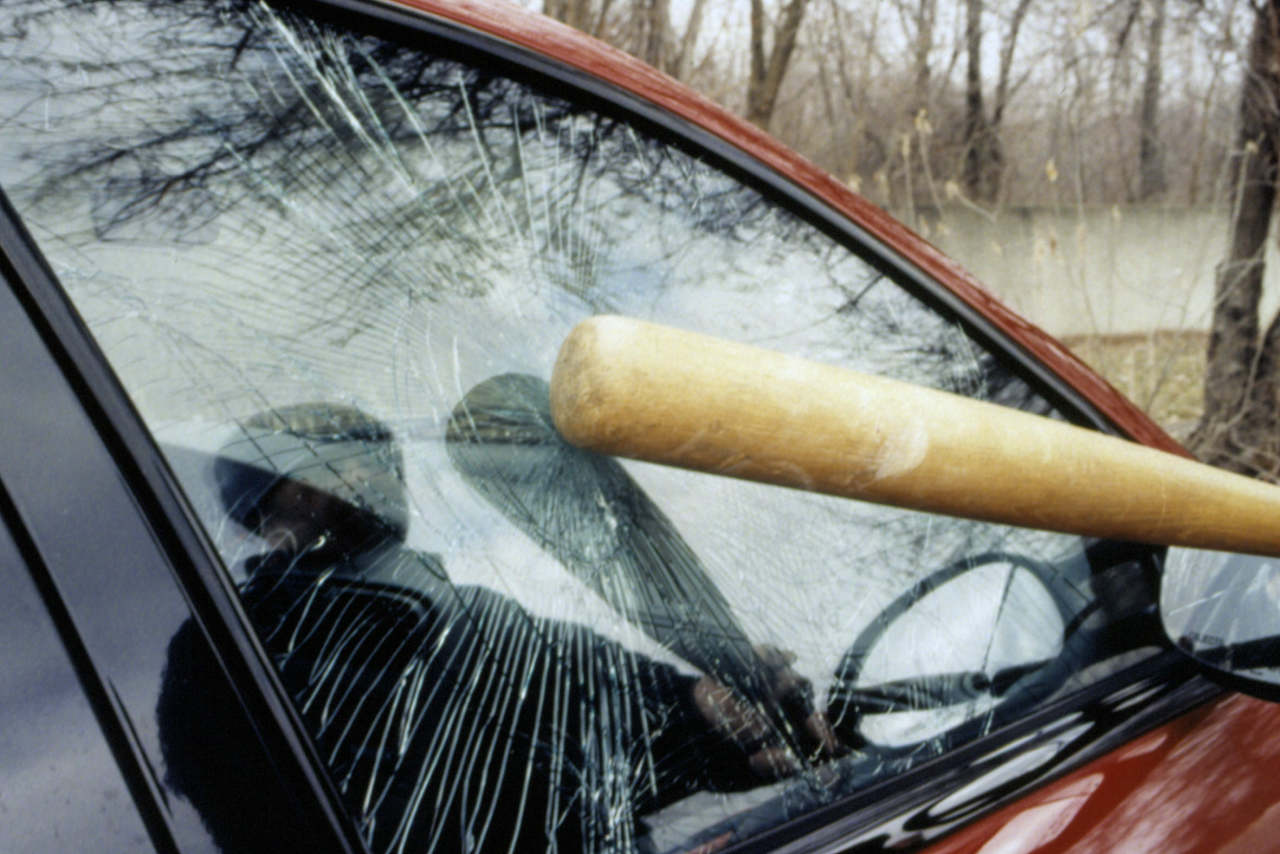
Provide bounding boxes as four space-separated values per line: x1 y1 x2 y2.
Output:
0 2 1161 851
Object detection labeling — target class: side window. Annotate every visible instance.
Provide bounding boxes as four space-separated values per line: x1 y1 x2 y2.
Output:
0 2 1159 852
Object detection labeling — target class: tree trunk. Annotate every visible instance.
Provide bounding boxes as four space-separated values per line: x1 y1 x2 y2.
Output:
543 0 592 31
993 0 1031 129
961 0 1000 201
589 0 614 38
746 0 811 129
641 0 670 71
1194 0 1280 478
911 0 936 117
1136 0 1167 200
669 0 707 79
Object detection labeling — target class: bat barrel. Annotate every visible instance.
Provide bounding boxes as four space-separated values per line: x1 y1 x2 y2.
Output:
550 315 1280 558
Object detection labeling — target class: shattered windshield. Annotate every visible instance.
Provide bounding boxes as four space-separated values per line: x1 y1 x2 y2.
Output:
0 1 1158 851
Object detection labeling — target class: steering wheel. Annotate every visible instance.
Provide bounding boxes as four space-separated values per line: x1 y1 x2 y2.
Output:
826 551 1090 756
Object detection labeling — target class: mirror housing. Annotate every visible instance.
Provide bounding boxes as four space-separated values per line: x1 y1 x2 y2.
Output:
1161 547 1280 699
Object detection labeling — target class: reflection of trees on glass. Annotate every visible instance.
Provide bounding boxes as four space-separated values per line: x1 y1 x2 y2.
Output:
6 0 777 312
1 0 1048 399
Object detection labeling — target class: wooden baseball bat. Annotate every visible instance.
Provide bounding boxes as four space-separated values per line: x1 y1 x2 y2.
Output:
550 315 1280 557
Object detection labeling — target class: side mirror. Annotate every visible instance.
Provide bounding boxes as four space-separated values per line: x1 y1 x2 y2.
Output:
1160 547 1280 698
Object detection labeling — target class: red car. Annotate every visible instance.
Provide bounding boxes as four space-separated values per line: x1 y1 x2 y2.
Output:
0 0 1276 852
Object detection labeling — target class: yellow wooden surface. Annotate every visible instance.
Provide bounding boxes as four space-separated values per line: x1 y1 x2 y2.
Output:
551 315 1280 557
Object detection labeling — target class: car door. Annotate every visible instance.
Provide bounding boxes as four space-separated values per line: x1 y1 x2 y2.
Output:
0 1 1231 851
0 480 156 853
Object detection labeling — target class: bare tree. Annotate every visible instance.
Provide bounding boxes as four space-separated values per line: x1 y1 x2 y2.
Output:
544 0 630 39
1193 0 1280 477
1136 0 1168 199
639 0 670 70
993 0 1033 131
962 0 1001 200
670 0 709 78
544 0 593 32
746 0 812 128
1185 0 1238 203
961 0 1035 201
911 0 938 113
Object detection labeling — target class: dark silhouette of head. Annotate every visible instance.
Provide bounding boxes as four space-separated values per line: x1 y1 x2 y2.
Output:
159 402 411 850
214 402 409 555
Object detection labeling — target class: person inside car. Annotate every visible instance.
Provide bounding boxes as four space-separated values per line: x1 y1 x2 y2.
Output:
159 396 836 854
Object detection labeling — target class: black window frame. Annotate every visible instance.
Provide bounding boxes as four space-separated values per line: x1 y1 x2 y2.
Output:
0 186 367 854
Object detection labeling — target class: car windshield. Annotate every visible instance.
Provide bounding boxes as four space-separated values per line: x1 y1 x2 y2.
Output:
0 1 1162 851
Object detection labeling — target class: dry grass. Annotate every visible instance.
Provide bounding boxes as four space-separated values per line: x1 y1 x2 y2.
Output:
1059 330 1207 442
